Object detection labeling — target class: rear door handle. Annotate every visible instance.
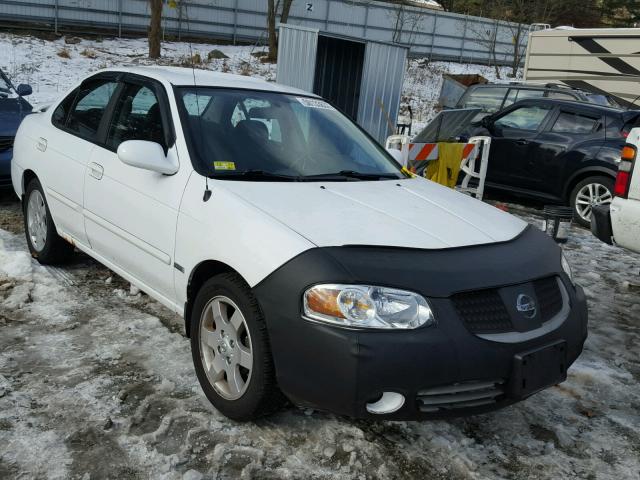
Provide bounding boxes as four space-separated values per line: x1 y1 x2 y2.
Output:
516 139 529 145
36 137 47 152
89 162 104 180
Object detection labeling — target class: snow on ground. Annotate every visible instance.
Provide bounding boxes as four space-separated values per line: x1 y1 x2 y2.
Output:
0 31 511 132
1 189 640 480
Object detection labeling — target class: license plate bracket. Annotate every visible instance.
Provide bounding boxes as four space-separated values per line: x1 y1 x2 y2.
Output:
509 340 568 398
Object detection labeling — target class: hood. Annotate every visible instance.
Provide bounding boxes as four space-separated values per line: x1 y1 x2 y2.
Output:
219 178 527 250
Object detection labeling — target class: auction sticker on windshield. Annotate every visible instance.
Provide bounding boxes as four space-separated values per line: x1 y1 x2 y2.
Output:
296 97 335 110
213 161 236 171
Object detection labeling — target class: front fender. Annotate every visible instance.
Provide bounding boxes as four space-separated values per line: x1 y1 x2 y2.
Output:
173 174 316 311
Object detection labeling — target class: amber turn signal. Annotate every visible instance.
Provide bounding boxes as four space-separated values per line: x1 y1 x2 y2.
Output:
305 287 345 319
621 145 637 161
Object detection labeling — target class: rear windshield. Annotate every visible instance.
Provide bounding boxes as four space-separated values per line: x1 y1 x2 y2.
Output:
175 87 404 181
586 93 621 108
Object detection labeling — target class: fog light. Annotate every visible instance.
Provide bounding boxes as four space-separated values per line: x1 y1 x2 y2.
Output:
365 392 405 414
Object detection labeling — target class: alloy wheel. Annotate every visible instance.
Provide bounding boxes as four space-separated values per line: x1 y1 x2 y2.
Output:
27 190 48 252
199 296 253 400
574 182 613 223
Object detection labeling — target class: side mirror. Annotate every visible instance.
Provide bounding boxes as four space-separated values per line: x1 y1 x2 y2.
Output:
117 140 178 175
16 84 32 96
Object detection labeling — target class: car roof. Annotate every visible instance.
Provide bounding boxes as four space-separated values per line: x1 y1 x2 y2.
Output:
513 97 627 115
471 83 567 91
98 66 316 97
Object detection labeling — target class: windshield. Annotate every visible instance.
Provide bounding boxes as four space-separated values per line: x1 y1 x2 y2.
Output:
175 87 405 181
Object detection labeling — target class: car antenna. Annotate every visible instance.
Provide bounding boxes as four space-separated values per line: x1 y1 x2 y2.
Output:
183 2 211 202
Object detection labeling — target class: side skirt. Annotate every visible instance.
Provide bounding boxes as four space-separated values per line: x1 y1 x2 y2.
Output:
57 229 184 318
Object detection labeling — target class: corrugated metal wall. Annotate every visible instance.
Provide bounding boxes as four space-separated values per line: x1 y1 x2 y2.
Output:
358 41 408 144
0 0 529 66
277 24 407 144
276 25 318 92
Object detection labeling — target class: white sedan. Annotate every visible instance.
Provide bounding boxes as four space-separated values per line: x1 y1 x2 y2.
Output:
11 67 587 421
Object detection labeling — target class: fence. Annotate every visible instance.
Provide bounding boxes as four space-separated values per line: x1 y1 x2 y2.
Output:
0 0 529 66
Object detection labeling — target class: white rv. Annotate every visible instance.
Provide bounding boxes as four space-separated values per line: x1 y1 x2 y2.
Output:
524 28 640 108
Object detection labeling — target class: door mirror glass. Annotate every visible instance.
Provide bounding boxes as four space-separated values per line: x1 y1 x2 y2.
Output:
117 140 178 175
16 84 32 96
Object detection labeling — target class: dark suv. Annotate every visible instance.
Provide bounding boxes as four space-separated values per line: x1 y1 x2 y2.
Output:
469 98 640 226
457 83 619 122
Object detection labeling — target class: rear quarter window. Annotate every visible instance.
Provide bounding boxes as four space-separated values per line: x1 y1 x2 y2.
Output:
551 112 599 134
51 88 79 128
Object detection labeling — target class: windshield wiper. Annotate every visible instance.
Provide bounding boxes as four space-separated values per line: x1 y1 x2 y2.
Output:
209 170 299 182
300 170 401 181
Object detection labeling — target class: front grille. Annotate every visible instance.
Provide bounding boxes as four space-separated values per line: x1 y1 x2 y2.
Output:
452 276 564 334
533 277 563 321
452 288 513 334
417 379 506 413
0 136 14 152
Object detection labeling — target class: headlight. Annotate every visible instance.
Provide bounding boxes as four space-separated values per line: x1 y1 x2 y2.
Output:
303 284 435 330
561 252 574 285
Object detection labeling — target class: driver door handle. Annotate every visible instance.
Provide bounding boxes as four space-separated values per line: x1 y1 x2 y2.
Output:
89 162 104 180
516 139 529 145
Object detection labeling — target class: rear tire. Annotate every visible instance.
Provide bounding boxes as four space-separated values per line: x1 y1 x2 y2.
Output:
569 176 614 228
190 273 285 421
23 178 74 264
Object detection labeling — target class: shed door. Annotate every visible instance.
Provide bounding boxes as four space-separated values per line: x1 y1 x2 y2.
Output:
358 42 408 144
313 36 365 121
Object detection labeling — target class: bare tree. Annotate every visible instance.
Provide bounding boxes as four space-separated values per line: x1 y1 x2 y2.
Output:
468 20 502 79
267 0 294 62
387 1 425 44
148 0 163 59
467 0 555 78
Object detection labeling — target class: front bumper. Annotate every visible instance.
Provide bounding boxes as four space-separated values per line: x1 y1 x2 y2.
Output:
591 204 613 245
254 227 588 420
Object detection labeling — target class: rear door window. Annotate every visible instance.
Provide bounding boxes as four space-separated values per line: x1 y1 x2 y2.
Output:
551 112 599 134
503 88 546 108
494 105 552 131
52 87 79 129
460 86 507 115
66 80 118 141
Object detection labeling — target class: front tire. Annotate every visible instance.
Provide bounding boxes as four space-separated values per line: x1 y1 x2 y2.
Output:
190 273 284 421
23 178 74 264
569 176 614 228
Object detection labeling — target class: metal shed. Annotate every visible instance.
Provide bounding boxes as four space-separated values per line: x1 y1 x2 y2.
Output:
276 23 408 144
